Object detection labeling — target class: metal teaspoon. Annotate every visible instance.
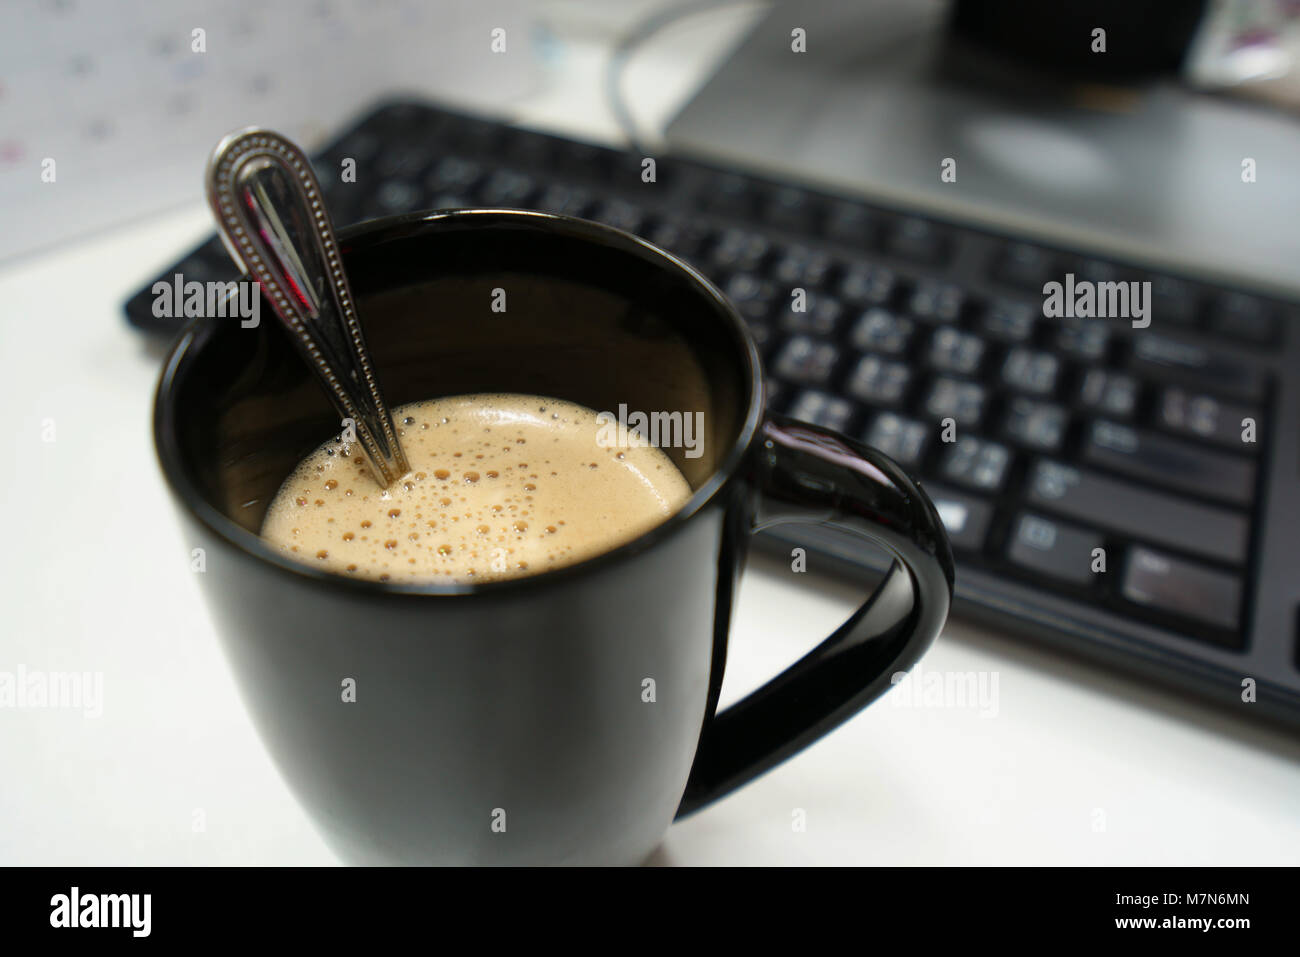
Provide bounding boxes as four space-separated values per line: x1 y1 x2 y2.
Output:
205 127 410 488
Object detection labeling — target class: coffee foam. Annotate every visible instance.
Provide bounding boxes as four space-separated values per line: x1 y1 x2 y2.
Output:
260 394 693 584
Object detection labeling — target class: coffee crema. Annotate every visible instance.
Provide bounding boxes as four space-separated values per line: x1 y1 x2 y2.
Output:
260 394 693 584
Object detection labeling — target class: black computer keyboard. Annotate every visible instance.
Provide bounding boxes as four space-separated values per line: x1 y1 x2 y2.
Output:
126 99 1300 728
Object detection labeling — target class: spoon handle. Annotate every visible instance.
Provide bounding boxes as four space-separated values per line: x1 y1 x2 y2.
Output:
205 127 409 488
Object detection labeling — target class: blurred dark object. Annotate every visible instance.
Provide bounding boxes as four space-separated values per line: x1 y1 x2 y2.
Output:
949 0 1209 79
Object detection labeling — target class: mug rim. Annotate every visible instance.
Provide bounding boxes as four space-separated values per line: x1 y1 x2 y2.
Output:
153 208 765 597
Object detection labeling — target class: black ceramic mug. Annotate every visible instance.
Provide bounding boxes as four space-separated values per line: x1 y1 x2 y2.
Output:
153 209 954 865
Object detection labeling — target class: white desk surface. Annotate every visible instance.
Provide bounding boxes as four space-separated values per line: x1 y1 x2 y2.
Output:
2 7 1297 866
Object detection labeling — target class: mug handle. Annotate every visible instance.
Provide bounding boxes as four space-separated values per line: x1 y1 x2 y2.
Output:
675 413 956 818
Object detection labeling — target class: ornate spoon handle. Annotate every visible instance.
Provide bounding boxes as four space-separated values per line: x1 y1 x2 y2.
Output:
205 127 409 488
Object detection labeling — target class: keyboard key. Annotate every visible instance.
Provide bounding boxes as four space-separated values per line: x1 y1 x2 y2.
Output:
1122 547 1242 635
477 168 536 206
845 355 911 405
368 179 420 215
765 187 819 231
533 183 593 217
428 191 480 211
710 228 769 271
1078 369 1137 417
920 482 992 552
980 299 1036 341
702 172 756 216
644 216 709 259
940 437 1011 492
1055 319 1110 360
1026 461 1249 564
426 192 473 211
1082 420 1256 507
887 216 947 263
1007 513 1104 585
726 274 768 301
864 412 930 470
772 335 838 386
425 155 482 193
1002 347 1059 395
907 278 964 322
1003 398 1067 451
928 327 985 375
771 244 834 287
924 378 986 427
1149 275 1200 327
1157 388 1259 452
588 198 644 233
849 308 913 355
785 390 856 432
824 202 875 246
995 242 1056 289
375 142 432 179
780 292 843 336
838 263 896 306
1131 334 1265 401
724 273 778 323
1208 291 1279 345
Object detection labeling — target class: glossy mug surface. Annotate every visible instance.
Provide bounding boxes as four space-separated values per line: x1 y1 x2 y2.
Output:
153 209 955 865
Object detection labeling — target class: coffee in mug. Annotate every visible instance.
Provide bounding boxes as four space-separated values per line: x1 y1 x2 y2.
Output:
260 393 691 584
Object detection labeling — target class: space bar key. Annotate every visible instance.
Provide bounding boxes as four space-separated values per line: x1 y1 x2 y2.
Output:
1026 460 1248 565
